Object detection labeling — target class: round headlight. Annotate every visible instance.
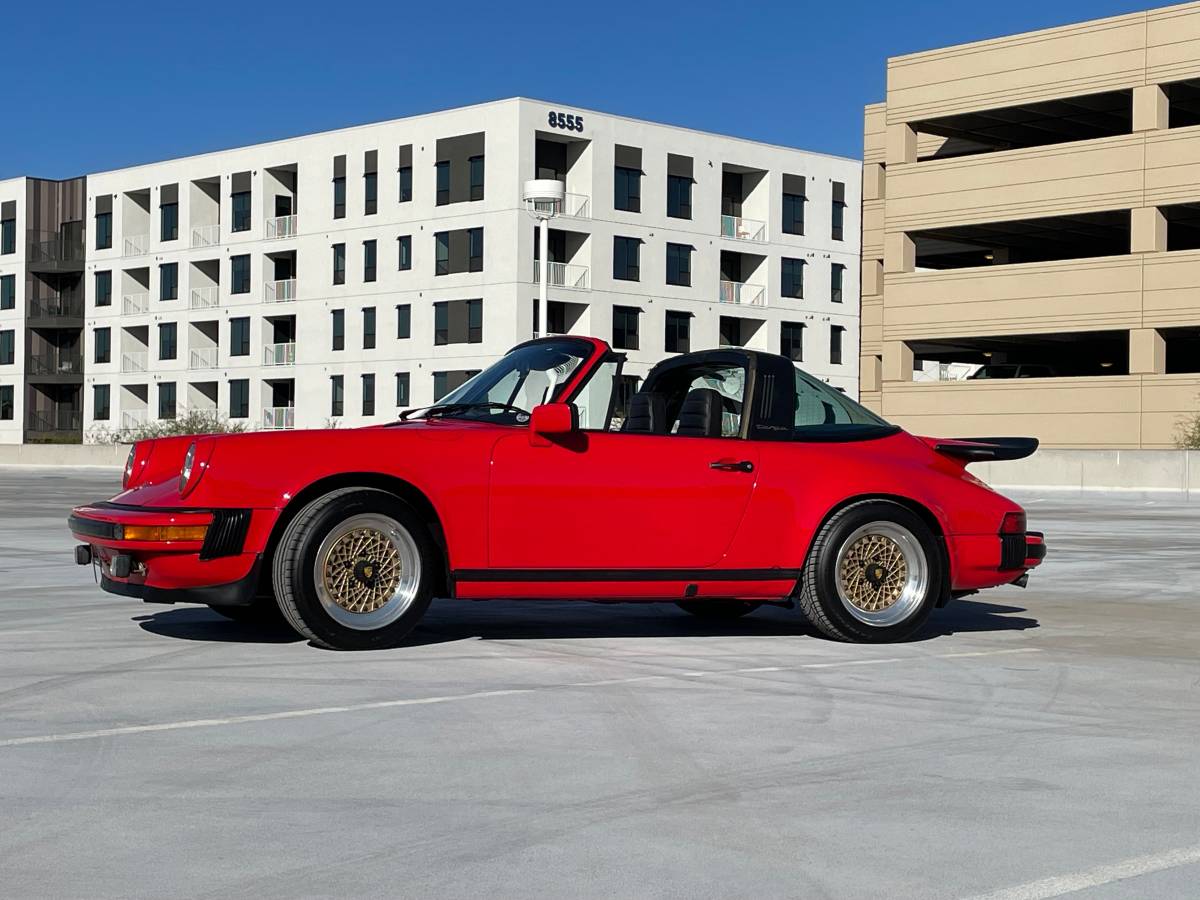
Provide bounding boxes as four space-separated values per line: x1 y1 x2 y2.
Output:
123 446 136 489
179 442 196 494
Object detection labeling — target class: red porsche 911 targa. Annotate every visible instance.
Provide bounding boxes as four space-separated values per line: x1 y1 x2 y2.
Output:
68 337 1045 650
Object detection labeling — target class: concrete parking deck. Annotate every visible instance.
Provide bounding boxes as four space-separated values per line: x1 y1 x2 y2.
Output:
1 469 1198 899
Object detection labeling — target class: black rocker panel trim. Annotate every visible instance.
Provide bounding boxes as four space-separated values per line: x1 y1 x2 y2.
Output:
452 568 802 583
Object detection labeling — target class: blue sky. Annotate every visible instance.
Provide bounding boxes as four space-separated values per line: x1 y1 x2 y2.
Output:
3 0 1155 179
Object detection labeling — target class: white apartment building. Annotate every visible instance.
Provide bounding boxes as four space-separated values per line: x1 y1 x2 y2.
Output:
0 98 861 443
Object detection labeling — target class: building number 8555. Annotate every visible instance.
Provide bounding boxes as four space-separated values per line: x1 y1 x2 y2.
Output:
548 111 584 132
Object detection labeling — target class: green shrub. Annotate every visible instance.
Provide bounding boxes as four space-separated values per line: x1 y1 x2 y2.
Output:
88 410 248 445
1177 401 1200 450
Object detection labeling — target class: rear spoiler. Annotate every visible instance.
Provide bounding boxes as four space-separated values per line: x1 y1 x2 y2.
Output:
925 436 1039 463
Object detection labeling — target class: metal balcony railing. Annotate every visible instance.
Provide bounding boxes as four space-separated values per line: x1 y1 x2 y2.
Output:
189 348 218 370
532 261 590 290
190 286 219 309
263 342 297 367
562 192 590 219
122 293 149 315
121 351 148 374
28 294 84 319
190 224 220 248
121 410 148 431
28 409 82 432
28 351 83 376
265 215 298 239
720 215 766 243
123 234 149 257
27 234 85 265
719 280 766 307
264 279 297 302
263 406 295 430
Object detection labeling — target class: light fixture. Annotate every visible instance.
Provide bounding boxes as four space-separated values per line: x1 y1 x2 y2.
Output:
982 351 993 358
1100 361 1114 368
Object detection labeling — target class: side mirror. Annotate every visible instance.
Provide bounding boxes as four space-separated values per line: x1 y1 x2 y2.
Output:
529 403 577 446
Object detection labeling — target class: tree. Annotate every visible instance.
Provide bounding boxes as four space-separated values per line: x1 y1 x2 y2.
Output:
1176 398 1200 450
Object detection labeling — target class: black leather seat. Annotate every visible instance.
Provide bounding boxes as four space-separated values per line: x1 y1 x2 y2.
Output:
622 391 666 433
675 388 724 437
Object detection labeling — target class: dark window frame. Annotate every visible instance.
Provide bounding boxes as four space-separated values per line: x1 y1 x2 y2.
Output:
781 321 805 361
666 243 692 287
363 306 377 349
330 375 344 417
333 243 346 285
94 212 113 250
331 308 345 351
665 310 691 354
613 305 640 350
160 202 178 241
468 155 485 201
158 322 178 360
781 258 805 299
230 317 250 357
363 239 377 282
231 191 252 233
398 235 412 271
230 255 251 294
159 262 178 301
229 378 250 418
614 166 641 213
613 236 641 281
94 327 111 364
362 373 376 416
667 174 692 219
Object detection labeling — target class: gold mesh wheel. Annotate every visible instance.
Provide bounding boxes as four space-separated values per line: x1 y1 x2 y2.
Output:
312 513 422 631
833 521 929 627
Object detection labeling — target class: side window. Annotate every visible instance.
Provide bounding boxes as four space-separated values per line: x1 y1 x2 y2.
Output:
624 364 747 438
574 359 619 431
679 366 745 438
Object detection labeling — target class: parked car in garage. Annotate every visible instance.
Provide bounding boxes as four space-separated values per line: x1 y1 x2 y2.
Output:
68 336 1045 650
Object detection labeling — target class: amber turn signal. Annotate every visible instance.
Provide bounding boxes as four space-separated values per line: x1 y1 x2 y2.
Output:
121 524 209 542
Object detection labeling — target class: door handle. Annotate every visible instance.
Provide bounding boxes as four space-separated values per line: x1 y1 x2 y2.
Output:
710 459 754 473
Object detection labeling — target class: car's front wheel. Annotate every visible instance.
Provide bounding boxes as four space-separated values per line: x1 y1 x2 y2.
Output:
273 488 437 650
797 500 941 643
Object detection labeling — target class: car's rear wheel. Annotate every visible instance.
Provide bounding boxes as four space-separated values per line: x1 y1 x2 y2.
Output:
797 500 941 643
675 600 762 620
273 488 436 650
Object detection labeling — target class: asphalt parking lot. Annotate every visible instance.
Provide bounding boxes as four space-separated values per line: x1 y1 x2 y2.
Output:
2 468 1199 899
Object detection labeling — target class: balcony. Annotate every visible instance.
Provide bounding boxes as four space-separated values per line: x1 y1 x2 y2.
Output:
121 410 148 431
191 224 220 248
28 350 83 376
28 409 82 433
720 215 766 243
27 233 85 268
123 234 149 257
265 215 298 240
121 351 148 374
28 294 84 320
532 261 590 290
263 406 295 430
263 342 297 367
265 279 297 302
122 293 149 315
561 193 590 219
189 348 219 370
190 286 219 309
719 280 766 306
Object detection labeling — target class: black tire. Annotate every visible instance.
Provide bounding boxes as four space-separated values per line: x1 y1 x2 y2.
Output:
796 500 941 643
676 600 762 620
207 598 283 625
272 488 437 650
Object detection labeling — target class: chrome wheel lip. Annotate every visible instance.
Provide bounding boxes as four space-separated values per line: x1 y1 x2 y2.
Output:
313 513 421 631
833 521 928 628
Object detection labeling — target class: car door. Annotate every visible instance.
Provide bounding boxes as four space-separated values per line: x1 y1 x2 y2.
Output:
487 429 759 570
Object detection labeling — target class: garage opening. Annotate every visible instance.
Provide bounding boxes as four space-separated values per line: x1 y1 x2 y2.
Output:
1166 78 1200 128
1162 203 1200 251
912 89 1132 161
1164 327 1200 373
909 331 1130 381
912 210 1130 270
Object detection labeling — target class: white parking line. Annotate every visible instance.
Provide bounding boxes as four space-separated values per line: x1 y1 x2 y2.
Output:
962 844 1200 899
0 646 1040 749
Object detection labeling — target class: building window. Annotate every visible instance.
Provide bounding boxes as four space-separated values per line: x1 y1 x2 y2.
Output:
436 161 450 206
93 384 109 421
363 239 377 282
94 327 111 364
229 378 249 418
333 170 346 219
0 275 13 310
433 369 480 401
399 166 413 202
614 166 641 213
0 385 11 420
435 232 449 275
363 306 376 349
330 375 344 417
362 373 376 416
160 202 178 241
364 172 378 215
230 317 250 356
1 330 16 364
667 175 692 219
831 264 845 303
159 322 177 360
832 181 846 241
331 309 344 351
95 212 112 250
395 372 410 407
231 191 251 232
613 237 640 281
666 243 692 287
613 306 640 350
781 258 805 299
434 298 483 345
159 263 178 301
0 217 14 255
94 271 112 307
230 255 250 294
396 304 411 339
533 299 567 336
665 311 691 354
719 316 744 348
333 243 346 285
830 325 845 364
469 155 485 201
398 235 412 270
783 191 806 236
158 382 177 420
781 321 804 361
468 227 483 272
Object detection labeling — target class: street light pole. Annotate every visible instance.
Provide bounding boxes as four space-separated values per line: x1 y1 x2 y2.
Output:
538 214 549 339
522 179 565 338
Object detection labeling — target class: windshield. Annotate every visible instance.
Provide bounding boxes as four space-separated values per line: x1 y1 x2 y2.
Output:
413 338 594 423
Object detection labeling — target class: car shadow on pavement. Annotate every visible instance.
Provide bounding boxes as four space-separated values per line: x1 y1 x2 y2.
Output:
129 596 1037 647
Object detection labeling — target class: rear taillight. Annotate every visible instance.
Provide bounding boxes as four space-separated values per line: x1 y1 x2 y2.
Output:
1001 511 1027 535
